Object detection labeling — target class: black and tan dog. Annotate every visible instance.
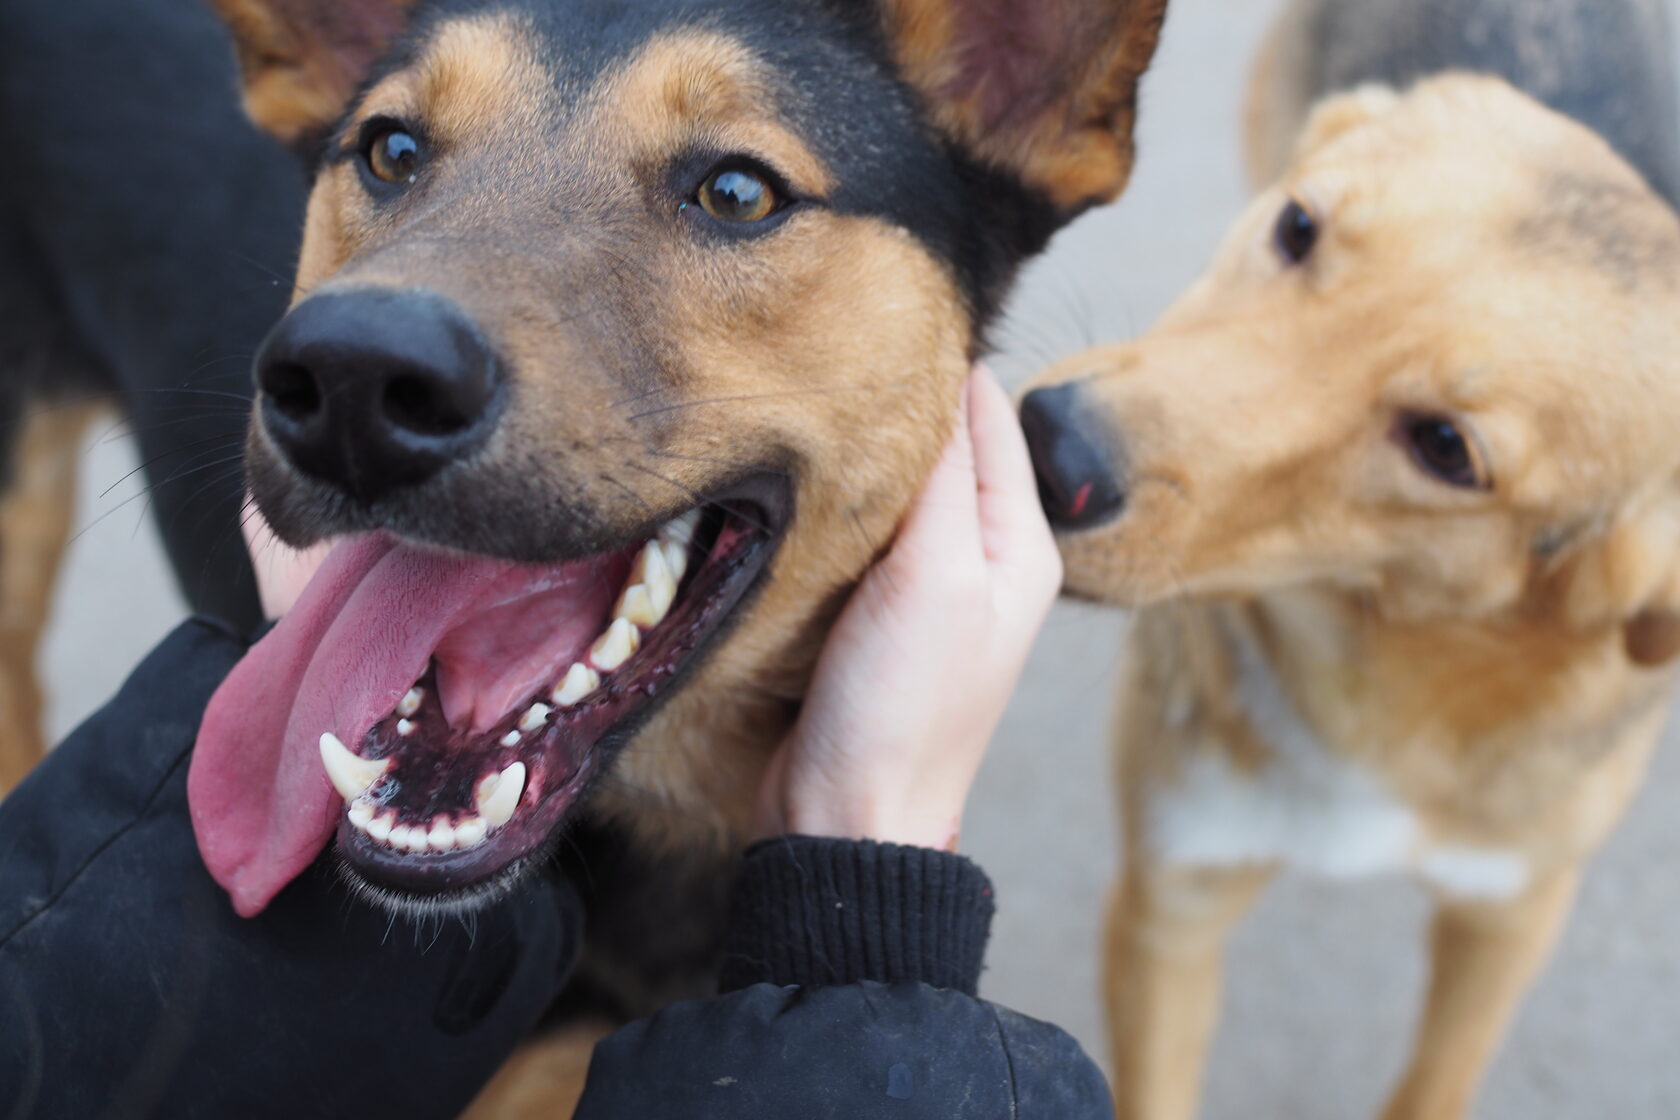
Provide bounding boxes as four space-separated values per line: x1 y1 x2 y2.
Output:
166 0 1171 1111
0 0 303 794
1023 1 1680 1118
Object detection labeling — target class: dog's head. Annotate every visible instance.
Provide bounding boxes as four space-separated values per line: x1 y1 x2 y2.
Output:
189 0 1169 915
1023 76 1680 658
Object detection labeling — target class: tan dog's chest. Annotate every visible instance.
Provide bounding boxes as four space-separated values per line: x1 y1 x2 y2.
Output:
1120 597 1667 902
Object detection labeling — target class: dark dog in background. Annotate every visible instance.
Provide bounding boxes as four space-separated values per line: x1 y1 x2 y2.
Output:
0 0 301 791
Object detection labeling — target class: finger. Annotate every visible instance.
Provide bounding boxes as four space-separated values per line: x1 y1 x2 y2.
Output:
969 366 1058 567
892 371 984 556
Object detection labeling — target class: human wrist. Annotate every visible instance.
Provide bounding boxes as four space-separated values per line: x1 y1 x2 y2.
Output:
783 792 964 852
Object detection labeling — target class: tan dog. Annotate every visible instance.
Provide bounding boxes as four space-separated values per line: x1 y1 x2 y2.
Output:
1020 1 1680 1117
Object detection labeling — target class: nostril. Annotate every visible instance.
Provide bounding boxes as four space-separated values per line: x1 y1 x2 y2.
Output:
383 373 474 438
263 361 323 424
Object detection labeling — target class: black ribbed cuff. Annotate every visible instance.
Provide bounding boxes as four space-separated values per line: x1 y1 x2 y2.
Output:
718 836 995 997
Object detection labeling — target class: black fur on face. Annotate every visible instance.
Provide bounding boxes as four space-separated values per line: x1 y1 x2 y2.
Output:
337 0 1062 331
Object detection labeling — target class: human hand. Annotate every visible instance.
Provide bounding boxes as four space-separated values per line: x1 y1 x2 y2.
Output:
754 365 1063 850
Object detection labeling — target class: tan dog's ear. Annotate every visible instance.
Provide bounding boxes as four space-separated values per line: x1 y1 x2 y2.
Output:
207 0 418 145
1294 84 1401 159
1563 495 1680 667
874 0 1170 214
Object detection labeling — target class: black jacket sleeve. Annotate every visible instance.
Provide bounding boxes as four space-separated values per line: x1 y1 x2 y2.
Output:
574 837 1112 1120
0 619 584 1120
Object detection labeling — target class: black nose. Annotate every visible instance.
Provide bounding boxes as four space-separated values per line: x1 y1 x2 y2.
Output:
1019 383 1127 530
255 289 504 503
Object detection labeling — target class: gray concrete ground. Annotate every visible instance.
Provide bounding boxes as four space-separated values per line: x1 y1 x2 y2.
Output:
41 1 1680 1116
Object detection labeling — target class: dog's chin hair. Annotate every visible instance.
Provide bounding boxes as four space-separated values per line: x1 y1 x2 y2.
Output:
333 851 540 919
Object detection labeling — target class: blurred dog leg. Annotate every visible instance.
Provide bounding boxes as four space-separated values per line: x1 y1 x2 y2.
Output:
1380 870 1582 1120
0 400 102 795
1105 860 1276 1120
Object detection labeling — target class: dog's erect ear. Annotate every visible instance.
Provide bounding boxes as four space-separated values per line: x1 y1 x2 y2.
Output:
207 0 418 145
873 0 1170 214
1293 84 1401 160
1563 494 1680 667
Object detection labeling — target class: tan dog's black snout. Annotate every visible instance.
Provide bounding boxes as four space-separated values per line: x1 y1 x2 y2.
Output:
256 289 505 503
1020 381 1129 531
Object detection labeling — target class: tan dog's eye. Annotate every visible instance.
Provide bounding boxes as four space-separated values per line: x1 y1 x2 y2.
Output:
366 127 422 185
697 168 780 223
1403 414 1484 489
1275 199 1319 264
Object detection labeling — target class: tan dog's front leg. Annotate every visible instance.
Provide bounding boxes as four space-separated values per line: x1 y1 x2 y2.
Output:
1381 869 1582 1120
0 402 99 796
1105 860 1274 1120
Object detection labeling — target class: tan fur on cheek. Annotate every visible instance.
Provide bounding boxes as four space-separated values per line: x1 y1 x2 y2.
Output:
596 217 971 849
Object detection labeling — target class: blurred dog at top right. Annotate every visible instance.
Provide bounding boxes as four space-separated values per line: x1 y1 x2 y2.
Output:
1021 0 1680 1117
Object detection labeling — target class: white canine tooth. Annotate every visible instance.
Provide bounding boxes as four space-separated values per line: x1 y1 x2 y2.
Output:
520 703 551 733
397 718 415 737
661 540 689 583
428 818 458 852
634 542 678 613
590 618 640 671
501 730 522 748
455 817 489 848
367 812 394 843
552 663 601 707
662 510 700 548
478 761 527 828
641 544 678 615
319 733 391 802
400 826 429 853
660 512 699 580
348 802 375 828
616 584 663 628
397 688 423 718
389 824 417 851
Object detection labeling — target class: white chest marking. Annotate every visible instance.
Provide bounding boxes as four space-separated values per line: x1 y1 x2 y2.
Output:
1417 847 1532 900
1143 628 1531 901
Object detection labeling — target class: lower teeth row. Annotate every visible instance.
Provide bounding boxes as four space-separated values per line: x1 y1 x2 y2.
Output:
347 761 526 853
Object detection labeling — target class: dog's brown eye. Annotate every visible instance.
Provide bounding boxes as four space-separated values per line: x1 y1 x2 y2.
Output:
1275 199 1318 264
1404 414 1482 489
367 128 422 184
697 168 779 223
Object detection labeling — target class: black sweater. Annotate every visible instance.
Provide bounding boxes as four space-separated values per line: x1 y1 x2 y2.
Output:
0 620 1108 1118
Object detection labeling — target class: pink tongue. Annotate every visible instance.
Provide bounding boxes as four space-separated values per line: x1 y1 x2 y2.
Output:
188 534 616 917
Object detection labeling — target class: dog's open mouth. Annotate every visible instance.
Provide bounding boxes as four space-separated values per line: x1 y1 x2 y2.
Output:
329 499 777 894
189 477 789 916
